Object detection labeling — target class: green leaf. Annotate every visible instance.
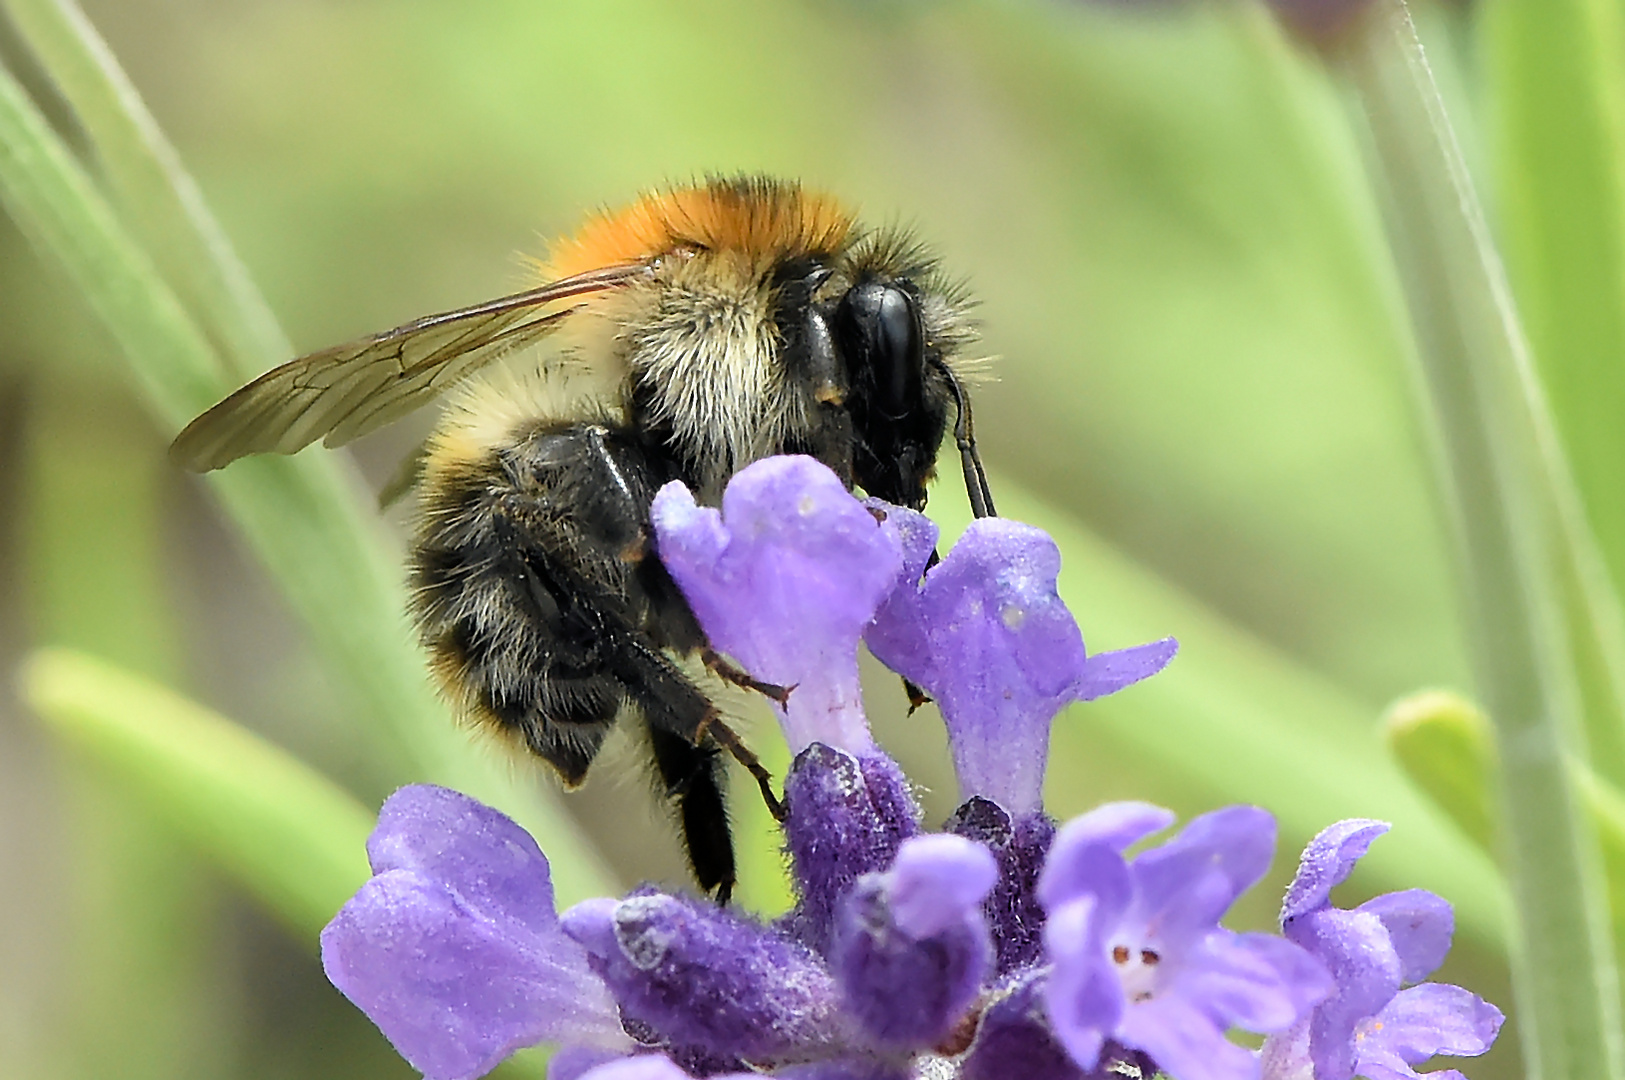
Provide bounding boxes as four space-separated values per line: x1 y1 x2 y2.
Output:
1383 689 1498 853
1342 3 1625 1075
0 0 290 381
0 36 613 904
1573 762 1625 987
21 647 373 938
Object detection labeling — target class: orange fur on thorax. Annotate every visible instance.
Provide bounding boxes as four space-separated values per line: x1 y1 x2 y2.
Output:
542 178 857 279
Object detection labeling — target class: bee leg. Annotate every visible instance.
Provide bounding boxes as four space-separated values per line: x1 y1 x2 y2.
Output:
617 636 787 817
647 723 735 903
695 711 786 822
700 647 793 707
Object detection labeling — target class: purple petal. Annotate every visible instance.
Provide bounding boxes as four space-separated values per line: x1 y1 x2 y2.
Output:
1290 908 1402 1080
887 833 999 938
1136 805 1276 904
367 785 560 937
1042 896 1124 1070
574 1056 691 1080
1037 802 1172 916
866 520 1084 814
562 891 841 1062
1074 638 1179 701
1057 802 1177 856
1035 824 1135 924
861 504 944 694
831 839 995 1049
322 872 623 1080
1346 1057 1455 1080
574 1057 762 1080
1258 1019 1314 1080
559 898 620 958
859 501 941 687
1176 931 1333 1034
782 745 920 954
651 457 901 754
1128 806 1276 947
874 499 939 579
867 517 1176 814
1116 992 1259 1080
1355 983 1504 1066
1357 889 1454 983
1281 820 1390 923
322 787 625 1080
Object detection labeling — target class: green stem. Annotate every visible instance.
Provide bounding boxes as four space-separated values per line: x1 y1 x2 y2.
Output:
1341 3 1624 1076
1478 0 1625 790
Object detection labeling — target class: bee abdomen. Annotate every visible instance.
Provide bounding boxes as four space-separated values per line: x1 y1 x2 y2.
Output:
410 422 666 783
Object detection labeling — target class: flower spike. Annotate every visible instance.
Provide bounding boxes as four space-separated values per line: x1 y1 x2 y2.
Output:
318 456 1506 1080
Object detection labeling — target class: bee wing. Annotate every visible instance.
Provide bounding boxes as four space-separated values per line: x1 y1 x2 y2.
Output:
169 263 646 472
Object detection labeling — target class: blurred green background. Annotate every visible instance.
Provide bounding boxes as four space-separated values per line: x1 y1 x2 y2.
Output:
0 0 1538 1077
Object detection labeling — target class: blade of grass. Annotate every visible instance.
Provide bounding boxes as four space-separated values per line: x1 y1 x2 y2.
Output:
1 0 289 380
1342 3 1624 1075
22 384 233 1080
1479 0 1625 787
0 53 613 903
22 647 374 938
1574 762 1625 981
21 647 552 1080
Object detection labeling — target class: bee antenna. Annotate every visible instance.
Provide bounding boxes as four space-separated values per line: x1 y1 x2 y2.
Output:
931 357 996 518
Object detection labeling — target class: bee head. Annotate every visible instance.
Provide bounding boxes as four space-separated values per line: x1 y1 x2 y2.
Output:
828 277 947 511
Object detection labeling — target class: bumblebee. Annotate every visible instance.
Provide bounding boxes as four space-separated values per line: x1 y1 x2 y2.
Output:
172 176 994 902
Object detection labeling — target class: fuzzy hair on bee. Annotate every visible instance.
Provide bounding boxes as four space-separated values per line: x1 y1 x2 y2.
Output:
171 175 995 902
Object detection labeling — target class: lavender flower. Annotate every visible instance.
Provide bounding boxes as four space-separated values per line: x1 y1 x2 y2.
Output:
1260 820 1503 1080
321 455 1502 1080
651 458 925 951
320 785 628 1080
830 834 998 1049
651 455 903 756
560 888 845 1067
1037 803 1334 1080
866 505 1175 817
865 503 1171 974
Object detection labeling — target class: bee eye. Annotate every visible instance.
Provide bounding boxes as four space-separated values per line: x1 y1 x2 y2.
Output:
836 281 922 420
